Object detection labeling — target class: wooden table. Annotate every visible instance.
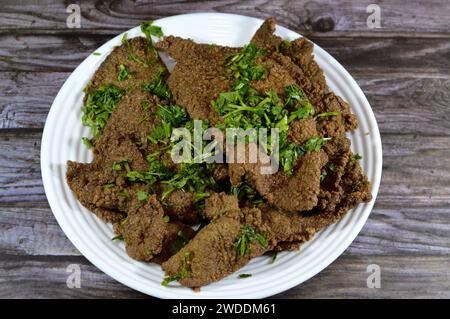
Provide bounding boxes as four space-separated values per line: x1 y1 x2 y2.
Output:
1 0 449 299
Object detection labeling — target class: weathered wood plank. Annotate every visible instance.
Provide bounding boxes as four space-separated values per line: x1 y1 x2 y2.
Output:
273 255 450 299
2 72 450 136
0 254 148 298
0 34 449 74
0 253 448 298
0 0 449 35
0 130 44 203
360 74 450 136
0 72 68 129
0 206 79 256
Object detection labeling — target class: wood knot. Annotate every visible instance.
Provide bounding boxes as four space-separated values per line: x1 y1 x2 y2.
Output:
311 17 335 32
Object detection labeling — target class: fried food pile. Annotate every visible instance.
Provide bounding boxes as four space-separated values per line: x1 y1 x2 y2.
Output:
66 18 372 288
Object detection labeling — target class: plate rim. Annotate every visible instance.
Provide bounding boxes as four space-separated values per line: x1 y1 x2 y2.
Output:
41 12 383 299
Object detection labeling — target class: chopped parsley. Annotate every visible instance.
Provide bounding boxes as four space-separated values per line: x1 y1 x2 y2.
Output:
137 190 149 202
141 21 163 58
350 153 363 162
142 68 172 100
226 43 266 91
278 136 330 175
320 170 328 182
121 32 128 44
117 64 131 81
81 137 93 149
234 225 268 257
141 21 163 39
238 274 252 279
161 251 191 286
271 252 277 264
141 99 151 110
170 231 190 254
112 159 130 172
212 67 328 175
155 104 188 127
230 182 264 206
315 111 339 118
111 235 123 241
82 84 124 138
147 121 172 144
161 163 217 201
125 157 171 185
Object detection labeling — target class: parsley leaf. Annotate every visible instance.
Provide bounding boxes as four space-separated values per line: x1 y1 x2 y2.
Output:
226 43 266 92
82 84 124 138
350 153 363 162
230 182 264 206
142 68 172 100
82 137 93 149
111 235 123 241
140 21 163 39
137 190 149 202
155 104 188 127
117 64 131 81
278 136 330 175
161 251 191 286
234 225 268 256
170 231 190 254
140 21 163 58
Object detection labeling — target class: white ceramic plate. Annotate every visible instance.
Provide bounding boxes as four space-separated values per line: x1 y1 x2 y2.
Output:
41 13 382 298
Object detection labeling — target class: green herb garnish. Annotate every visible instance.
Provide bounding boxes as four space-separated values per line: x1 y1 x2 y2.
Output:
226 43 266 91
320 170 328 182
82 84 124 138
238 274 252 279
112 235 123 241
271 252 277 264
234 225 268 256
121 32 128 44
141 99 151 110
137 190 149 202
82 137 93 149
141 21 163 39
161 251 191 286
140 21 163 58
350 153 363 162
126 157 170 185
142 68 172 100
230 182 264 206
278 136 330 175
315 111 339 118
170 231 190 254
112 159 130 172
117 64 131 81
155 104 188 127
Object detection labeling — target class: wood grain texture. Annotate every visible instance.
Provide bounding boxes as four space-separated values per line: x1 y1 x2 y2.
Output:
0 0 449 35
1 34 450 73
0 0 449 299
272 255 450 299
0 254 147 298
0 254 448 299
